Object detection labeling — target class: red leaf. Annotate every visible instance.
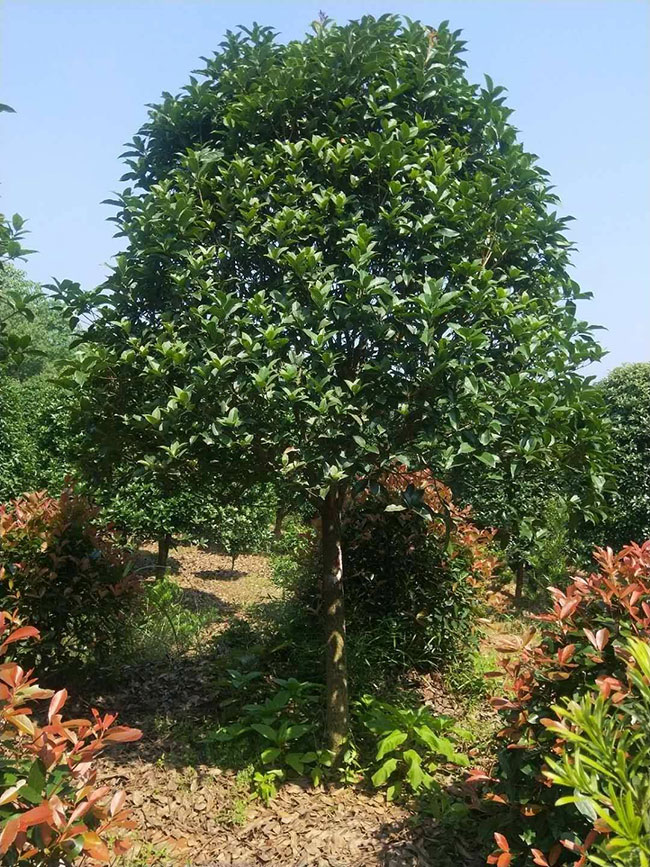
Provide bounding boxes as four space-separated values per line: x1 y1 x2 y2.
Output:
18 803 53 831
595 627 610 650
87 786 111 805
110 789 126 816
0 626 40 650
497 854 512 867
494 832 510 852
48 688 68 722
0 816 20 855
560 839 581 853
104 726 142 743
82 831 111 862
531 852 550 867
557 644 576 664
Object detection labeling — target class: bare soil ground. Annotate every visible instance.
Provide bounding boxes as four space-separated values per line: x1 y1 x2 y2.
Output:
92 544 487 867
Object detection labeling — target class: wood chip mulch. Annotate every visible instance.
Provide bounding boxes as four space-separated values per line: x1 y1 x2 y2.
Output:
102 761 478 866
92 545 483 866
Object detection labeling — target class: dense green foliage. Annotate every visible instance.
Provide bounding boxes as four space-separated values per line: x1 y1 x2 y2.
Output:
103 475 275 556
595 363 650 550
0 375 73 501
0 267 73 500
274 470 497 688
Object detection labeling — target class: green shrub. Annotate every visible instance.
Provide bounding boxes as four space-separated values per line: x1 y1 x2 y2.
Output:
544 636 650 866
596 363 650 550
208 677 328 798
0 375 73 501
0 488 138 672
270 471 497 692
207 497 275 567
342 470 496 680
104 477 275 562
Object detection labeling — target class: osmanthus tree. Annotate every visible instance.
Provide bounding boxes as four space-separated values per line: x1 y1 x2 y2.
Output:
1 104 37 368
58 16 607 754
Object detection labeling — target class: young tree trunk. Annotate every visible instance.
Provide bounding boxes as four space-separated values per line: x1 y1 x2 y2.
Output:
273 507 288 540
156 533 172 579
514 559 525 601
321 488 349 761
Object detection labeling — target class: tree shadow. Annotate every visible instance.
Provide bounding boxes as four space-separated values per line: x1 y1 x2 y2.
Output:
194 568 247 582
177 585 240 615
372 811 485 866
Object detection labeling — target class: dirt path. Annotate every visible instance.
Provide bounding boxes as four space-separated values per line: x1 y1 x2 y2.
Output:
96 545 481 867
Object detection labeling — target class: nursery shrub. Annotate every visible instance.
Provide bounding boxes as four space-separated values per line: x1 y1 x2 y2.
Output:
543 636 650 866
0 488 138 671
103 477 275 563
342 468 497 675
477 540 650 865
0 376 74 501
0 610 141 864
596 363 650 551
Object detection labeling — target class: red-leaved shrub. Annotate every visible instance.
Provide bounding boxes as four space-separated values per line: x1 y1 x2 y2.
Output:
0 610 141 863
474 540 650 865
0 489 138 670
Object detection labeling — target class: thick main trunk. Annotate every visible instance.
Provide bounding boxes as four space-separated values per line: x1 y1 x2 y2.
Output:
156 533 172 579
321 488 349 761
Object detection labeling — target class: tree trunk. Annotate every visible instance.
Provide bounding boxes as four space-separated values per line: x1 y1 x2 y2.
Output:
273 507 288 540
514 559 525 601
156 533 172 579
321 488 349 761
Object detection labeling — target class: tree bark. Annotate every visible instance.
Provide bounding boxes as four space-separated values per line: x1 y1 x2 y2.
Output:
156 533 172 579
514 559 525 601
321 488 349 761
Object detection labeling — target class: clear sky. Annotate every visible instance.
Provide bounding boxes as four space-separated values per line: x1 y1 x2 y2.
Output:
1 0 648 374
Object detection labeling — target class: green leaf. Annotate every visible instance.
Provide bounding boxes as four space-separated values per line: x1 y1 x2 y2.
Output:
260 747 282 764
371 757 399 787
376 729 408 760
403 749 429 792
284 753 305 774
250 723 280 743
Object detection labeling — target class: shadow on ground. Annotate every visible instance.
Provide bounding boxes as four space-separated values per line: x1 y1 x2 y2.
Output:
195 568 247 582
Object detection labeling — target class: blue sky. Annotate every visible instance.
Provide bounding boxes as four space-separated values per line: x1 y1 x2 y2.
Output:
1 0 648 374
